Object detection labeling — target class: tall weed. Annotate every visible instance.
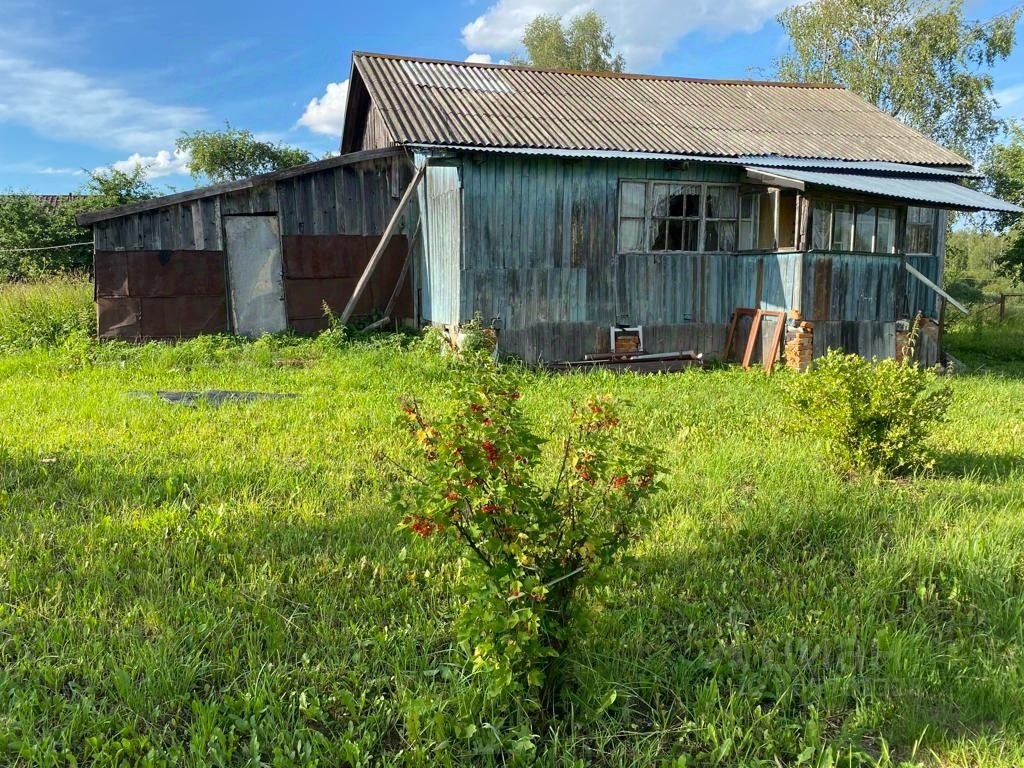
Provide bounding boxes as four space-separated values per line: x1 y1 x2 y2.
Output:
0 276 95 351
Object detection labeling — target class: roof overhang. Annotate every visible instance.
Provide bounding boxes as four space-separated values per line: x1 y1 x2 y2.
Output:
408 143 977 177
743 166 1022 213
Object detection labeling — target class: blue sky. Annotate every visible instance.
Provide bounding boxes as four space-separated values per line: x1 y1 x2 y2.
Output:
2 0 1023 194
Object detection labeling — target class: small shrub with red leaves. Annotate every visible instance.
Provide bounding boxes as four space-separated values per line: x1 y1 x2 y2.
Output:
393 354 664 715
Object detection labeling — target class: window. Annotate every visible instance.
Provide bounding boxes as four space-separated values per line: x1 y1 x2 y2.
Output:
813 201 899 254
617 181 741 253
906 206 938 255
704 186 738 251
738 190 784 250
650 183 700 251
618 181 647 252
738 192 760 250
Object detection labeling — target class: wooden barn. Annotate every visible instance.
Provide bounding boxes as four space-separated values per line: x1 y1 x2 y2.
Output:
80 52 1022 365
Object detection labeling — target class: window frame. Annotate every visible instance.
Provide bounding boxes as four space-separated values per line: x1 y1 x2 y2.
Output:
905 206 940 257
616 179 743 255
811 199 900 255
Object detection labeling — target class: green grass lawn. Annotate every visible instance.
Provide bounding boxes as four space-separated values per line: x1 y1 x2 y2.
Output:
1 303 1023 765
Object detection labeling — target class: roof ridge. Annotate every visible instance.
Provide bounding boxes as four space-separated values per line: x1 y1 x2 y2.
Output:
351 50 847 90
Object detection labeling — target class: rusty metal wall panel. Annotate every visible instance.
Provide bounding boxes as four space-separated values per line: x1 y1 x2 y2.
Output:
285 277 364 319
126 250 226 297
94 251 129 297
139 296 229 338
282 234 410 324
289 316 331 335
353 53 967 166
282 235 369 278
97 298 141 339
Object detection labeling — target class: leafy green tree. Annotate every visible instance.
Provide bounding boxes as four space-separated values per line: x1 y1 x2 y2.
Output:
776 0 1019 161
175 124 312 183
983 121 1024 284
1 166 156 280
78 165 157 209
512 11 625 72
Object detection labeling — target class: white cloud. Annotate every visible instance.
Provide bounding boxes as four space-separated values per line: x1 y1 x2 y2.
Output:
100 148 192 179
37 167 86 176
995 84 1024 110
297 80 350 137
465 53 495 64
0 56 206 152
461 0 790 69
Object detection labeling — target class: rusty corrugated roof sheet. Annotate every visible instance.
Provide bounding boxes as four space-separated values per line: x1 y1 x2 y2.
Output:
352 52 970 168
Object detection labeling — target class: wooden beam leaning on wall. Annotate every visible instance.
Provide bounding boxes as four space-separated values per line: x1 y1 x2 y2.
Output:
340 164 427 325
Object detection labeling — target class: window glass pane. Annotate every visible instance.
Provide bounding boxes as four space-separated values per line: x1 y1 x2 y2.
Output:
620 182 646 218
906 206 936 254
811 203 830 250
706 186 739 219
738 192 760 250
619 218 644 252
876 207 896 253
831 204 854 250
739 220 754 250
854 205 875 252
704 221 736 252
684 220 699 251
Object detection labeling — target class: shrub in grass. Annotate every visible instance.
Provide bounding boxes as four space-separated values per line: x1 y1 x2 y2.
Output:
394 355 663 724
789 349 952 477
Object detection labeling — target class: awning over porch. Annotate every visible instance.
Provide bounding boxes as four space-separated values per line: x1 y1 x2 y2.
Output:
743 166 1023 213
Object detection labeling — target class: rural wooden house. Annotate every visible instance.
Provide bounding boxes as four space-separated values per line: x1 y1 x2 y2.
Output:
79 52 1022 365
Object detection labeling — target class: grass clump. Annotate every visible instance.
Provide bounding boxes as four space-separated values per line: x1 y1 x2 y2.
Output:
0 275 94 351
788 349 952 477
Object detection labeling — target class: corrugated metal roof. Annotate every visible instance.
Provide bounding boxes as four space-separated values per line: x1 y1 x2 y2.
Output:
745 166 1023 213
354 52 970 168
410 144 977 177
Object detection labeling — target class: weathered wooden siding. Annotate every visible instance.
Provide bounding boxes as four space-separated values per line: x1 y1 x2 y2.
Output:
457 154 744 360
802 252 903 323
417 162 462 326
358 104 397 151
443 153 947 362
906 255 940 319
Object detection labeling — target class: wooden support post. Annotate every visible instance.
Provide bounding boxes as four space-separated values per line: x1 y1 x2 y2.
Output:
1000 293 1007 323
340 164 426 325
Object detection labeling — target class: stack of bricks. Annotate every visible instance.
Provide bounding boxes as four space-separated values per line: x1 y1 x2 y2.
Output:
785 311 814 372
